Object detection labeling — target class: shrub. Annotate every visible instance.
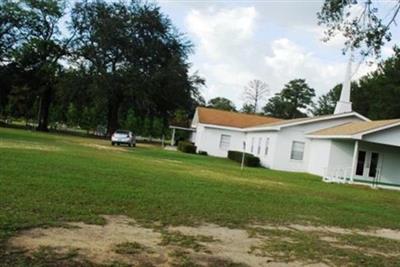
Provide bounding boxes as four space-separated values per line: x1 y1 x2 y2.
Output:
227 150 260 167
178 141 197 154
198 151 208 156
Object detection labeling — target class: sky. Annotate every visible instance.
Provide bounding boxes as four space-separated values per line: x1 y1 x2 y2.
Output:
153 0 399 110
61 0 400 110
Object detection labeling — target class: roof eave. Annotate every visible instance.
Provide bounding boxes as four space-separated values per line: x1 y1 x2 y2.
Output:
306 134 357 140
247 112 369 132
358 121 400 138
200 123 246 132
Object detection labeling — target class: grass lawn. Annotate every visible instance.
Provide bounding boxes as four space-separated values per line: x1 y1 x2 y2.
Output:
1 127 400 266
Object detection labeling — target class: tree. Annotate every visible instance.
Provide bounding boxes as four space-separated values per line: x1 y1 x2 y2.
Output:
122 109 139 133
312 48 400 119
242 79 269 113
262 96 292 119
207 97 236 111
80 107 97 134
188 71 206 109
0 1 27 115
0 0 28 62
66 103 79 127
318 0 400 58
71 0 195 136
0 0 69 131
263 79 315 119
355 48 400 119
241 103 255 114
312 85 341 116
1 0 202 134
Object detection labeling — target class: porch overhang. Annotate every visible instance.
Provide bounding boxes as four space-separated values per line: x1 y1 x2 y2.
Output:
169 125 196 146
323 139 400 190
169 125 196 132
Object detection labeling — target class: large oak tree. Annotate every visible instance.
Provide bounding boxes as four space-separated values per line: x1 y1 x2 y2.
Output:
70 0 198 135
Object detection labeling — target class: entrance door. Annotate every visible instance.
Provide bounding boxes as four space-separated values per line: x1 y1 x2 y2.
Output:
355 150 381 179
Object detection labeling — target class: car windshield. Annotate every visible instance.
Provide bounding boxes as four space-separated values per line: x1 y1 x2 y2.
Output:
115 130 129 135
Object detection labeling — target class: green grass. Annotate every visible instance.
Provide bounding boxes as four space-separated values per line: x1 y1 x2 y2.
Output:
249 227 400 266
2 127 400 265
160 231 215 252
113 242 146 255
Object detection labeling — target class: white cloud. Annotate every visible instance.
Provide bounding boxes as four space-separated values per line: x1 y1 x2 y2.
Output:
264 38 345 94
264 38 378 95
184 5 381 108
186 7 260 104
186 7 256 61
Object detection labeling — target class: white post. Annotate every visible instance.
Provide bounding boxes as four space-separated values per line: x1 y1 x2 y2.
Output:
241 141 246 171
350 140 359 183
162 135 165 147
171 128 176 146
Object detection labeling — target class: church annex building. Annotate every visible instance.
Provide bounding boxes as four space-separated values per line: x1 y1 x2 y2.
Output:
188 93 400 190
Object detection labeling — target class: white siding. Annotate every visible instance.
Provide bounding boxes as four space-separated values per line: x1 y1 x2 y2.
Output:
307 139 332 176
194 123 245 157
271 116 363 173
190 132 196 143
363 126 400 147
327 140 354 174
193 115 365 173
245 132 278 168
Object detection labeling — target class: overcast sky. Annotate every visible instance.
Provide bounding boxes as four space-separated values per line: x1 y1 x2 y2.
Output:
153 0 399 109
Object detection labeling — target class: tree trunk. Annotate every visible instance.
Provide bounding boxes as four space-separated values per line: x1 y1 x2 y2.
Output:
162 114 169 136
37 87 52 132
106 98 120 137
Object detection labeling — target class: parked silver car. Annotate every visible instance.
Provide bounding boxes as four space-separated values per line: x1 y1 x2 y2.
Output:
111 130 136 147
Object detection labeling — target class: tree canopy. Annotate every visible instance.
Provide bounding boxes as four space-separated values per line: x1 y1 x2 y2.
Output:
318 0 400 58
207 97 236 112
263 79 315 119
313 48 400 119
0 0 204 136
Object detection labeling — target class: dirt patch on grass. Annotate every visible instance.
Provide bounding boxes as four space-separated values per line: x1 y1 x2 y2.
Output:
152 159 183 165
288 224 400 241
168 224 272 266
80 142 159 152
8 215 168 266
0 140 60 152
190 169 286 188
81 143 128 152
8 215 400 266
253 223 400 241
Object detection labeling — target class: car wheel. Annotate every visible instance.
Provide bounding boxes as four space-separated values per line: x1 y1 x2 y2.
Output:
117 143 120 146
128 143 132 147
111 142 115 146
133 143 136 147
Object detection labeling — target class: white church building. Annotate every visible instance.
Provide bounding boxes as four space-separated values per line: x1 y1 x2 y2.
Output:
189 70 400 190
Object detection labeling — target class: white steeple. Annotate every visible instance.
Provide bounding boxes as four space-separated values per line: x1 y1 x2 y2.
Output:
334 53 353 114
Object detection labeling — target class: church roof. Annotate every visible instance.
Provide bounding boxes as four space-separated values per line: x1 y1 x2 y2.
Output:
195 107 283 128
308 119 400 137
247 112 369 131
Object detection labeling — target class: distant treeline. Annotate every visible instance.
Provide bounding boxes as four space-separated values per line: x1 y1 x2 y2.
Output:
0 0 205 136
